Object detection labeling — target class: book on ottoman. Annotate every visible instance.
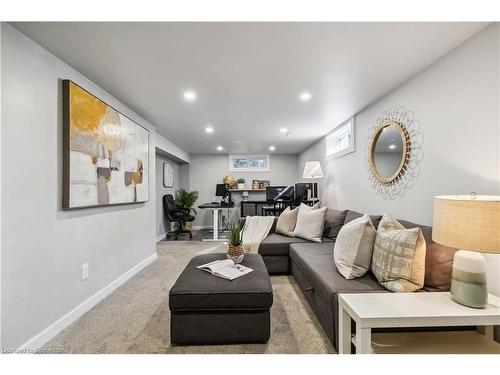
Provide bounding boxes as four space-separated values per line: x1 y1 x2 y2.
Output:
197 259 253 280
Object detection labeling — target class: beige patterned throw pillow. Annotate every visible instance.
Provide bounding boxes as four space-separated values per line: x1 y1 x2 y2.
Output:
275 206 299 237
371 213 426 292
334 214 376 279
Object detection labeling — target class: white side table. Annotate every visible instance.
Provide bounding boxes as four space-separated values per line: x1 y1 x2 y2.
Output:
338 292 500 354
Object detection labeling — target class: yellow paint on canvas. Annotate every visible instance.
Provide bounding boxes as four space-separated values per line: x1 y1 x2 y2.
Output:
69 82 108 135
69 82 122 156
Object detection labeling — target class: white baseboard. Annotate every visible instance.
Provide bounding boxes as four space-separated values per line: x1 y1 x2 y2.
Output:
156 233 166 242
18 252 158 350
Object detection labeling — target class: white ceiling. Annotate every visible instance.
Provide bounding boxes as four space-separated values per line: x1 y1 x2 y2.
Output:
12 22 487 154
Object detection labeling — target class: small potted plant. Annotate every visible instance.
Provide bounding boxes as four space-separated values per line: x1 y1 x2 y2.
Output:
227 222 244 263
237 178 246 190
174 189 199 230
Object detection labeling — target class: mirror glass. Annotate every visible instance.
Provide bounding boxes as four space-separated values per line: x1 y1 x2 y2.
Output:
372 123 404 180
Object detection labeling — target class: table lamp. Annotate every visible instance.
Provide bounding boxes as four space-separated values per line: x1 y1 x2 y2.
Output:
432 194 500 308
302 161 324 203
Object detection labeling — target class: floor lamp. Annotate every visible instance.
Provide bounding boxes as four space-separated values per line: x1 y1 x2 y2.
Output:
302 161 324 203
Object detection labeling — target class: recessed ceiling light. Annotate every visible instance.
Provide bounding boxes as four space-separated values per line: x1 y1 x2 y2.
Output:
205 126 214 133
216 146 224 151
299 92 312 102
280 128 288 133
269 146 276 151
389 144 396 150
183 90 197 102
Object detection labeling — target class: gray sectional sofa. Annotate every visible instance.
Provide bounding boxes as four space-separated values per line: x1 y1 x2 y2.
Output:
242 208 459 351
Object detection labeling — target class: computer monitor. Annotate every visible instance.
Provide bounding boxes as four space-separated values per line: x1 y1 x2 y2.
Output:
275 185 295 201
215 184 228 197
265 186 287 202
295 182 317 203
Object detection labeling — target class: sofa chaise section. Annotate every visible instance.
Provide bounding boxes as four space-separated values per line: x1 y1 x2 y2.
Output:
289 242 386 349
246 208 460 351
260 233 333 274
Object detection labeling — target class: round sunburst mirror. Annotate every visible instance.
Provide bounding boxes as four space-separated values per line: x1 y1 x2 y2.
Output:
369 120 410 184
364 106 424 199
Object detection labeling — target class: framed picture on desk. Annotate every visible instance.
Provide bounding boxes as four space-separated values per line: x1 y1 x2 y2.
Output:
260 180 270 188
251 179 271 189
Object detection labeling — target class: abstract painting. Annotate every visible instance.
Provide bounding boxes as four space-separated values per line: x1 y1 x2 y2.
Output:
62 80 149 209
163 162 174 188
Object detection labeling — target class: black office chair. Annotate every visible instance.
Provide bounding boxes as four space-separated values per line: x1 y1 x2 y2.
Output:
163 194 194 240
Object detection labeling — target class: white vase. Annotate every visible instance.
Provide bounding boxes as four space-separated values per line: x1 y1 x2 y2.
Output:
227 253 244 264
237 183 245 190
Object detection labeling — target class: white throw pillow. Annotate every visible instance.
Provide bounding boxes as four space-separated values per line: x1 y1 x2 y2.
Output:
371 213 426 292
275 206 299 237
334 214 376 279
296 201 320 216
293 205 327 242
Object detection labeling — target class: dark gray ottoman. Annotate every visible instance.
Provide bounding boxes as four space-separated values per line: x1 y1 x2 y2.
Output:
169 253 273 345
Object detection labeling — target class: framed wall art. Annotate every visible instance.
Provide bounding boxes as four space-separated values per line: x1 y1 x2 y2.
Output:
163 162 174 188
62 80 150 209
229 154 270 172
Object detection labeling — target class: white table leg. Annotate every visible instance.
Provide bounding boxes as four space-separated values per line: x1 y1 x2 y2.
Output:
339 303 352 354
355 326 372 354
477 325 494 338
202 208 226 242
213 208 219 240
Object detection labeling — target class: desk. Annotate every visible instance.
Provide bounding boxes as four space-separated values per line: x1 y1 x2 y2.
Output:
241 199 317 217
198 203 235 242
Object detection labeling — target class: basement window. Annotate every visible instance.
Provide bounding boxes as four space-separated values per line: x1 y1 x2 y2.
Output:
229 154 270 172
326 117 355 159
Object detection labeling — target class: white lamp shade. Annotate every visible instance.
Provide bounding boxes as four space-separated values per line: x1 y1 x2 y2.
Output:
432 195 500 254
302 161 324 179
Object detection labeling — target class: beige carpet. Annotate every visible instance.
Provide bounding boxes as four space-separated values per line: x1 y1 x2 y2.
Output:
43 240 500 354
43 240 334 354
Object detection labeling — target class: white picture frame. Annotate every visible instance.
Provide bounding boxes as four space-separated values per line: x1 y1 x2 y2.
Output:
163 162 174 188
228 154 271 172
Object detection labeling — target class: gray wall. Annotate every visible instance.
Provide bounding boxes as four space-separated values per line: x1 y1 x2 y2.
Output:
155 154 180 240
298 24 500 296
189 154 298 227
0 24 188 348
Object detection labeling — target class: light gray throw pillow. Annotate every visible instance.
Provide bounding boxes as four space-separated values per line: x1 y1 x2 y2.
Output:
275 206 299 237
334 214 376 279
293 204 327 242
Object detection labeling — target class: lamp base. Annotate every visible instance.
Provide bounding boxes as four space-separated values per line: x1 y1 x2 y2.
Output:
450 250 488 309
